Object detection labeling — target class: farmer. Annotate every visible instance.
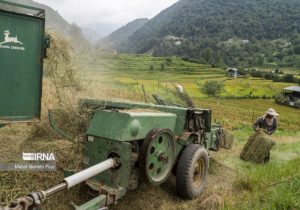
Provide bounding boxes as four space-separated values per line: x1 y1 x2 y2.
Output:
253 108 279 135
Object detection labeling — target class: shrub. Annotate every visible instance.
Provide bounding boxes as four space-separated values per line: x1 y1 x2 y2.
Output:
166 58 172 64
283 74 295 83
201 80 224 97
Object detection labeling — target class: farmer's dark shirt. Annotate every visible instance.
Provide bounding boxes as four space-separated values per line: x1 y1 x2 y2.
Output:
253 116 277 135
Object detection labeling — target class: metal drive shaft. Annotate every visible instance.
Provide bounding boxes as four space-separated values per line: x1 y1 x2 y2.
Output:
44 158 117 197
0 158 119 210
44 182 67 197
63 158 116 189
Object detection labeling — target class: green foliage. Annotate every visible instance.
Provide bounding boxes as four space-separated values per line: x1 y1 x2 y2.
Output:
201 80 224 97
275 93 287 104
294 45 300 55
238 68 300 84
114 0 300 68
166 58 172 64
283 74 295 83
212 53 225 68
97 18 149 49
203 48 213 63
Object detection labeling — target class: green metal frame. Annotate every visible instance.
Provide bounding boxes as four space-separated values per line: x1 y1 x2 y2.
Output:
0 0 45 17
87 110 177 141
0 2 45 124
81 99 188 135
72 187 126 210
84 137 133 189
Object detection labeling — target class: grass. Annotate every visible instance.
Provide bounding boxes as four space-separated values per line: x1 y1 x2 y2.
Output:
260 67 300 76
210 129 300 210
221 77 294 98
224 157 300 210
195 98 300 131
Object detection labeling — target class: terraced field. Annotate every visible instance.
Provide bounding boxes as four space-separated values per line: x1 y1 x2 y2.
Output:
79 52 300 132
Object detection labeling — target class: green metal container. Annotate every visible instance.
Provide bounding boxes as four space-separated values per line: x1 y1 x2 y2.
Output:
0 1 45 123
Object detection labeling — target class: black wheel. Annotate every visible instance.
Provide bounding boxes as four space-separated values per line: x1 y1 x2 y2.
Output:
176 144 209 199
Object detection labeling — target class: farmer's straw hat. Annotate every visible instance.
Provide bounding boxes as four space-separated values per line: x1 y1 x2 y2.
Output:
266 108 279 117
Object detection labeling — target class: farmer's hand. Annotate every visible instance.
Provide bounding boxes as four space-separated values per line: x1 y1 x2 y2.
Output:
261 130 271 135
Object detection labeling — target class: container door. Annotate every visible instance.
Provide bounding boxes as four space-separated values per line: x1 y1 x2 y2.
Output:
0 10 44 123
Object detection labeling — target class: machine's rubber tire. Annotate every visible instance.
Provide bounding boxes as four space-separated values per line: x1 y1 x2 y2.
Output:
176 144 209 199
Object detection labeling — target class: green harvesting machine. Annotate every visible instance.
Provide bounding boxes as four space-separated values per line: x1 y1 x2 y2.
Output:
0 1 228 210
3 99 225 210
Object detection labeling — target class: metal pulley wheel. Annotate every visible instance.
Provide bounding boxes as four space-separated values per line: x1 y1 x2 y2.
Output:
139 128 175 185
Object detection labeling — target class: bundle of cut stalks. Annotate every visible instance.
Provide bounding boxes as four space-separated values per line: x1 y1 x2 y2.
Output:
240 129 276 164
44 30 82 101
219 129 234 149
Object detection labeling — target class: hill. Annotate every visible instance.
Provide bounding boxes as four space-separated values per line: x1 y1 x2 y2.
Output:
82 27 103 43
2 0 88 47
97 18 149 50
116 0 300 68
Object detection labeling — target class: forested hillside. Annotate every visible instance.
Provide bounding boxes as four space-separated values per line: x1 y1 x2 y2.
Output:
116 0 300 68
97 18 149 50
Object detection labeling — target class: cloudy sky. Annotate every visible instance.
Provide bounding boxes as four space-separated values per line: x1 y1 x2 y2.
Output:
33 0 179 35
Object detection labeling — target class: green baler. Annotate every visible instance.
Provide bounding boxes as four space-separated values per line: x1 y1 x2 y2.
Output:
2 99 224 210
78 99 222 209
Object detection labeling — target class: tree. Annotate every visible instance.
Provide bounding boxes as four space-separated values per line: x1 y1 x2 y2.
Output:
257 56 265 66
294 45 300 55
201 80 224 97
283 74 294 83
203 48 213 63
213 53 225 68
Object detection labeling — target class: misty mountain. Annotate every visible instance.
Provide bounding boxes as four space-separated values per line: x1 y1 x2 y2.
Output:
115 0 300 67
97 18 149 50
2 0 88 46
82 27 103 43
83 22 123 38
